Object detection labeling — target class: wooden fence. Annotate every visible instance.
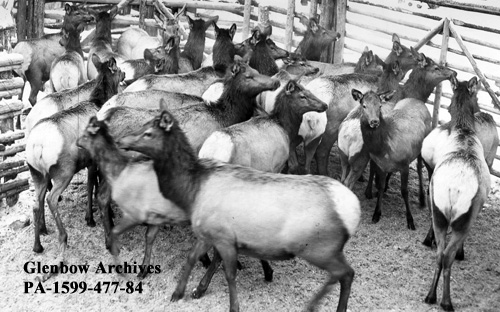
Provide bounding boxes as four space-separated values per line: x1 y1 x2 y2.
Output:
29 0 500 179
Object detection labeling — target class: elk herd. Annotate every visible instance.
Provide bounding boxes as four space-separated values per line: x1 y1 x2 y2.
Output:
13 1 497 311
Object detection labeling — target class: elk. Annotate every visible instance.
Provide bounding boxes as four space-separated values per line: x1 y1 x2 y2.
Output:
424 76 491 312
117 105 361 312
295 16 341 61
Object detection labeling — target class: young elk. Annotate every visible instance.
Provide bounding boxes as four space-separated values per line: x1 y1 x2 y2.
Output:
118 106 360 312
13 3 93 106
424 76 491 311
49 22 87 92
76 117 209 279
338 60 405 189
193 79 327 298
295 16 341 61
421 76 498 254
86 0 132 80
179 15 219 73
25 56 124 271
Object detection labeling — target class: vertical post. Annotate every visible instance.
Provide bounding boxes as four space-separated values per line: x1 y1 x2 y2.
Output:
333 0 347 64
242 0 252 39
320 0 334 63
16 0 27 41
139 0 147 30
309 0 318 18
29 0 45 38
432 18 450 128
258 5 269 30
285 0 295 51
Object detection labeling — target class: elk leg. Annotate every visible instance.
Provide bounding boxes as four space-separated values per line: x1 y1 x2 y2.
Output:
372 166 386 223
29 165 48 253
217 244 240 312
261 260 273 282
344 152 369 190
172 239 212 302
339 149 350 184
192 248 222 299
424 213 447 305
314 129 338 176
422 224 435 247
85 164 98 227
417 155 426 208
97 181 114 250
304 136 322 174
138 224 160 279
365 160 376 199
400 167 415 230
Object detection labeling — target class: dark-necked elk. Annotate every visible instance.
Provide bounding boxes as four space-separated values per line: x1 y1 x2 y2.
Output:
302 39 419 176
86 0 132 80
350 55 456 230
295 16 340 62
117 105 360 312
13 3 93 107
25 56 124 277
338 59 405 189
423 76 491 312
49 22 87 92
193 79 327 299
120 35 181 84
76 117 210 279
421 77 498 254
179 15 219 73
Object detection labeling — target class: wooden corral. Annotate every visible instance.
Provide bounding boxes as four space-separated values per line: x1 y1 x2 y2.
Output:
0 5 29 207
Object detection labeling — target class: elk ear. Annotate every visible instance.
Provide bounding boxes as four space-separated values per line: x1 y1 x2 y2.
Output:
251 29 261 45
392 41 403 56
365 50 374 66
299 15 309 27
468 76 479 94
65 3 73 14
164 36 175 53
107 57 118 73
229 23 237 40
410 46 421 61
309 18 319 33
417 53 428 68
285 80 295 95
392 61 400 75
87 116 101 136
231 63 241 76
213 21 220 38
91 54 102 68
379 90 396 102
159 104 174 132
352 89 364 102
449 73 458 90
109 6 119 19
392 33 401 43
363 46 370 53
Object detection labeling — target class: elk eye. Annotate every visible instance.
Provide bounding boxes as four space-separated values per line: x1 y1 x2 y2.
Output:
362 104 366 109
144 132 152 138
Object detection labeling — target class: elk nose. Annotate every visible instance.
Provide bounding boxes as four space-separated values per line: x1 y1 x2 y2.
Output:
312 67 319 74
370 120 380 128
320 103 328 111
271 79 280 90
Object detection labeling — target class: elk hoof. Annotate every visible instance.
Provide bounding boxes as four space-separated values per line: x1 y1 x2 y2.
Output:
137 271 148 280
33 245 44 253
424 295 436 304
191 287 204 299
440 302 454 311
171 291 184 302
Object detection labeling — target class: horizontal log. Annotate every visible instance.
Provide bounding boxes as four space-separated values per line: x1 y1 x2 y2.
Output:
0 160 25 171
349 0 500 35
0 110 22 121
0 165 29 179
0 88 22 99
0 184 30 199
0 130 24 144
0 64 24 72
0 77 24 92
0 100 23 114
348 5 430 32
0 53 24 68
0 178 29 194
0 144 25 157
417 0 500 17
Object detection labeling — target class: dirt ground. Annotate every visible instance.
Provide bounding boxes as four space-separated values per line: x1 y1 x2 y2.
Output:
1 144 499 312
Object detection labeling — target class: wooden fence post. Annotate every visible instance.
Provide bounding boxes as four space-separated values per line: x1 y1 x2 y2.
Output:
16 0 27 41
258 5 270 31
285 0 295 51
309 0 318 19
333 0 347 64
28 0 45 39
242 0 252 39
139 0 147 30
319 0 334 63
432 18 450 128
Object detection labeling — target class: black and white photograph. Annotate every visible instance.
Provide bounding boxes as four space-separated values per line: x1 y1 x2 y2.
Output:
0 0 499 311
